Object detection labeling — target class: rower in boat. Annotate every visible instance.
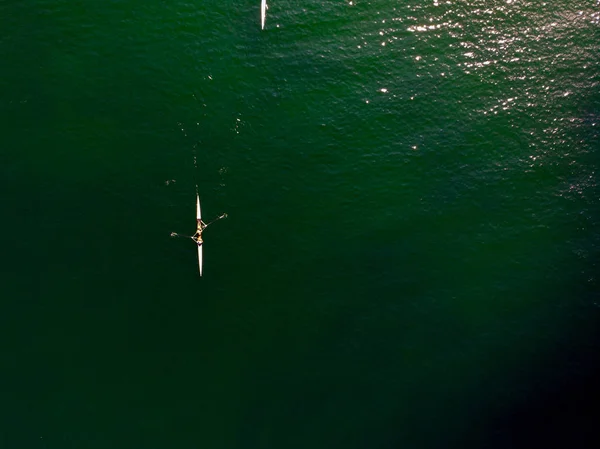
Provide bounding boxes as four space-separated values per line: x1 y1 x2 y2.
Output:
171 189 227 276
192 217 206 245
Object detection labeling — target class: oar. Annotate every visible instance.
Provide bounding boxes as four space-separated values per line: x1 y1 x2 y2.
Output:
170 232 194 239
203 213 228 229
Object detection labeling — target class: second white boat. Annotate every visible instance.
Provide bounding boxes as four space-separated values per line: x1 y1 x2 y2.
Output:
261 0 267 30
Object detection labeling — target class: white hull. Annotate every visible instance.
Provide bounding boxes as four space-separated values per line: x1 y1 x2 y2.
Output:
196 193 203 277
261 0 267 29
196 194 201 221
197 243 203 277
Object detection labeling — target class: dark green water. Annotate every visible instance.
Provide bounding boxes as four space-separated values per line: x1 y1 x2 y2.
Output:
1 1 599 448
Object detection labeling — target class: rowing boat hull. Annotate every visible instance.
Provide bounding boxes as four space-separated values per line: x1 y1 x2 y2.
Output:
261 0 266 29
197 243 203 277
196 193 203 276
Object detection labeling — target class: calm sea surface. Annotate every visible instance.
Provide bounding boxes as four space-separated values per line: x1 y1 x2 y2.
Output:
1 1 599 448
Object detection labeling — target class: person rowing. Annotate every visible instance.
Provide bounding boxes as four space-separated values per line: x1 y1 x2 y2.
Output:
170 188 227 276
171 213 226 240
192 218 207 245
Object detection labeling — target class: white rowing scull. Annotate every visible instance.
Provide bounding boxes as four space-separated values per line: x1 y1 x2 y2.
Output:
171 189 227 277
192 192 204 276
